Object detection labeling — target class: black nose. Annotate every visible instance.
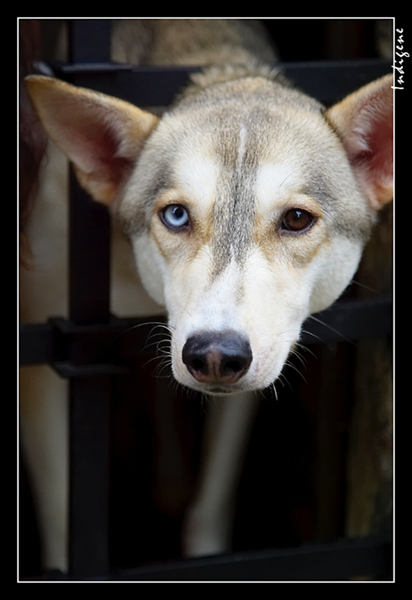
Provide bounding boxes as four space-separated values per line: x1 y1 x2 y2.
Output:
182 331 253 385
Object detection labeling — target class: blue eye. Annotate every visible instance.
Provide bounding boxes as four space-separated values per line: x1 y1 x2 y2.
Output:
161 204 190 231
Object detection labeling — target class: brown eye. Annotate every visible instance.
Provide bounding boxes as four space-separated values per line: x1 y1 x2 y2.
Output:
280 209 315 234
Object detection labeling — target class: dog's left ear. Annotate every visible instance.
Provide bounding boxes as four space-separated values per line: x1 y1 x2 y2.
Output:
325 74 393 210
25 75 160 206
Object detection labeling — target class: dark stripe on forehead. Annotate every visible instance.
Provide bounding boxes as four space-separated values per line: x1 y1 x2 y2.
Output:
211 125 257 278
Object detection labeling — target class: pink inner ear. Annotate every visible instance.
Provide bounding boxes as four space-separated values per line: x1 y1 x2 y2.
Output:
348 97 393 208
64 114 125 177
26 76 159 205
60 111 137 205
353 111 392 171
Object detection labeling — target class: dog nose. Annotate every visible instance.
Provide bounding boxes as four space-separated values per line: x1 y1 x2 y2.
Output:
182 331 253 385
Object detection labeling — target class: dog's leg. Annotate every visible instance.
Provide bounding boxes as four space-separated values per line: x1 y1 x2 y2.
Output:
20 366 69 572
182 391 259 557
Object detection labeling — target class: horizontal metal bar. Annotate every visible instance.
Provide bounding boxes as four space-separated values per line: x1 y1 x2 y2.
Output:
19 322 65 366
53 361 129 379
113 535 392 581
19 295 392 368
52 60 142 74
20 535 392 581
299 294 393 345
53 59 392 106
280 59 392 104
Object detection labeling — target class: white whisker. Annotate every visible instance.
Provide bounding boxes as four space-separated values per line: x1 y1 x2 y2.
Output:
295 341 317 361
300 328 325 344
278 370 293 391
284 359 307 384
289 347 307 368
349 278 379 294
307 314 355 345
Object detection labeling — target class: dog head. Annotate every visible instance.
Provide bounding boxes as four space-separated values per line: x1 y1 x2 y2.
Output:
25 70 393 395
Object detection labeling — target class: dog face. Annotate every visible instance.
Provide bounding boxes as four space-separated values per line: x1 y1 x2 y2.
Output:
26 71 393 395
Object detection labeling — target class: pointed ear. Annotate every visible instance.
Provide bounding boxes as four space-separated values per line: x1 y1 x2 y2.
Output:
325 74 393 210
25 75 159 206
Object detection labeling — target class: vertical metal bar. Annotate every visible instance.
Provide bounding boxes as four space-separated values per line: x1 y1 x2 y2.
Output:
68 171 111 324
68 19 112 64
69 377 110 578
67 19 113 324
67 19 113 579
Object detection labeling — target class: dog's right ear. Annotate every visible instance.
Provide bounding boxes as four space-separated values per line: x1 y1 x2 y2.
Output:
325 74 393 211
25 75 159 206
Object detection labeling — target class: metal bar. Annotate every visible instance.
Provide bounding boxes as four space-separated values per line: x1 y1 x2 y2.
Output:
68 19 112 64
54 59 392 106
67 190 112 580
20 535 392 582
67 20 113 324
19 322 65 366
19 295 393 367
281 58 392 104
68 171 111 324
68 376 111 579
114 536 392 581
299 294 393 345
66 19 114 580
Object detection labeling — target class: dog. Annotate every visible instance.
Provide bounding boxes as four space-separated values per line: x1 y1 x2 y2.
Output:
20 19 393 571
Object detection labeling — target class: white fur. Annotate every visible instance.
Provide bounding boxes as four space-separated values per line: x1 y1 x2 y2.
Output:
175 153 219 211
165 248 307 394
132 144 365 396
255 162 301 215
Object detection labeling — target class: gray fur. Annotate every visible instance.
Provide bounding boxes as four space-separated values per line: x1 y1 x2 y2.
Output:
120 67 374 266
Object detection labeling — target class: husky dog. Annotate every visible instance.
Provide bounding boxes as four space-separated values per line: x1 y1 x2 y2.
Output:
21 19 392 570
